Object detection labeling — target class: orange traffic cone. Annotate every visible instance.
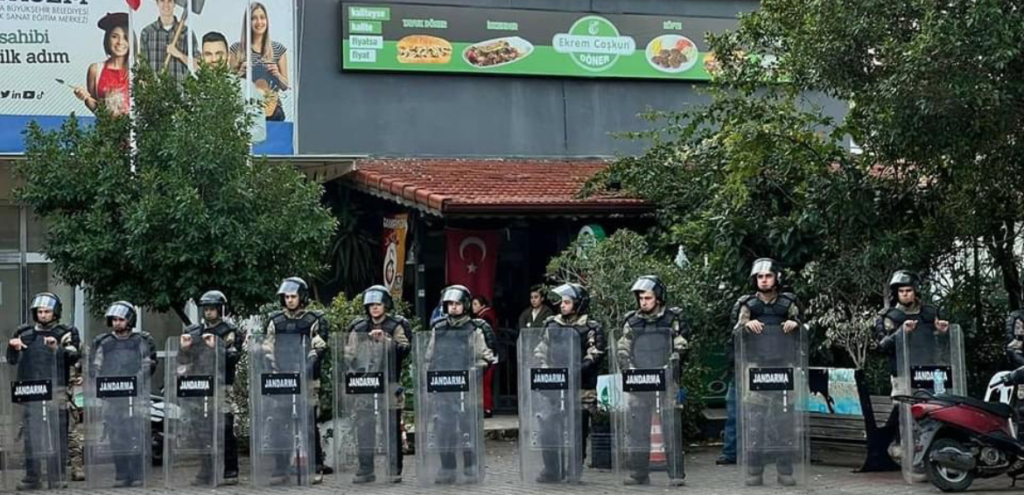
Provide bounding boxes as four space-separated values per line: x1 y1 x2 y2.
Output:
649 413 667 470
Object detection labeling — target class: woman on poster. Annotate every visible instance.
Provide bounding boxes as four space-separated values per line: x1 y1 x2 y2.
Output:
231 2 289 121
74 12 131 116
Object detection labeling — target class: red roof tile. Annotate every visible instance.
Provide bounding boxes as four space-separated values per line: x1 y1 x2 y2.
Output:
348 158 651 217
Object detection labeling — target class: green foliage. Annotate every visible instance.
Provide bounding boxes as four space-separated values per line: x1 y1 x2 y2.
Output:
546 229 718 438
15 62 337 321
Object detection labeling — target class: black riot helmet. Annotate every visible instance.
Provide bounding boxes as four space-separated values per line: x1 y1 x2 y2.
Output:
888 270 920 303
750 258 783 290
105 301 137 329
631 275 667 305
362 285 394 313
277 277 310 308
198 290 228 319
440 285 472 316
30 292 62 323
552 283 590 316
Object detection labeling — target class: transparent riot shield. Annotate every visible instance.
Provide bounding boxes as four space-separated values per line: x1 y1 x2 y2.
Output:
518 327 581 484
1 338 66 490
84 335 152 488
611 325 684 486
163 335 225 488
249 333 314 486
896 323 965 484
414 330 484 485
736 322 809 488
332 330 396 484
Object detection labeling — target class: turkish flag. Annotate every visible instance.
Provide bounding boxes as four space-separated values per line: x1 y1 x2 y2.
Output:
445 229 501 302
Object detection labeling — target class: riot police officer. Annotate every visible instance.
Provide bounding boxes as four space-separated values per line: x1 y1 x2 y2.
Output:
177 290 242 485
1005 304 1024 367
7 292 80 489
616 275 689 486
89 301 156 487
874 270 952 482
264 277 328 484
734 259 802 486
423 285 495 484
345 285 410 483
875 271 951 392
534 283 605 482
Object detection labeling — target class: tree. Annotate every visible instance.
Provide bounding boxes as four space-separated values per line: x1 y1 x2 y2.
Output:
711 0 1024 309
15 63 337 324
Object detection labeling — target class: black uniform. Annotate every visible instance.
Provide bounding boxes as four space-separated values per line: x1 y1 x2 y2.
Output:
618 307 690 481
347 314 411 477
89 331 156 484
735 292 801 478
178 319 242 480
266 309 328 477
7 323 79 486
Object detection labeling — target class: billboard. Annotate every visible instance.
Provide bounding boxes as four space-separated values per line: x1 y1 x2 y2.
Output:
0 0 296 154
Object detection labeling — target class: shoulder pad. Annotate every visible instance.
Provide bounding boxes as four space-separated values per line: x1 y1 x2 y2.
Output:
138 331 155 341
667 307 685 317
185 323 203 334
779 292 798 303
1014 310 1024 320
735 294 754 305
624 310 638 320
93 333 113 346
542 315 558 326
13 324 33 337
348 317 369 330
391 314 410 325
471 318 489 328
884 307 904 320
586 319 602 330
53 323 78 335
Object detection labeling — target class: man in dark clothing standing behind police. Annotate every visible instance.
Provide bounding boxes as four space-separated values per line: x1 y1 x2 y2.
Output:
7 292 80 489
734 258 802 486
262 277 329 484
177 290 243 485
345 285 411 483
1005 304 1024 368
616 275 689 486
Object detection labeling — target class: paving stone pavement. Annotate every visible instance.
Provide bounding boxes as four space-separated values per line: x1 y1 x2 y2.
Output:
46 438 1023 495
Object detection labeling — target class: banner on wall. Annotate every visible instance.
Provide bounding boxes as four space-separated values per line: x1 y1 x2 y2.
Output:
382 213 408 299
0 0 296 154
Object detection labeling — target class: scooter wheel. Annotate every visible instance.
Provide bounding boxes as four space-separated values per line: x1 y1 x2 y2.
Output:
926 437 975 492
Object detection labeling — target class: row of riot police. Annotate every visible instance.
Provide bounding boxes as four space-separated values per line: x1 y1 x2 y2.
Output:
15 259 967 489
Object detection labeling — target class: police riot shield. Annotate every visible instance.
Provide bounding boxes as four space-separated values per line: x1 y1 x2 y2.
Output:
1 338 66 490
414 330 484 485
896 323 965 484
332 330 396 484
163 336 225 488
518 327 581 484
249 333 315 486
611 325 684 486
736 322 809 488
84 335 152 488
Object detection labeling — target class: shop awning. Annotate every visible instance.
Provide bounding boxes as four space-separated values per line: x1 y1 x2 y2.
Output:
347 158 652 218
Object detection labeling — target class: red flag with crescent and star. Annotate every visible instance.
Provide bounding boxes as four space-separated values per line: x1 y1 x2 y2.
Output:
445 229 501 301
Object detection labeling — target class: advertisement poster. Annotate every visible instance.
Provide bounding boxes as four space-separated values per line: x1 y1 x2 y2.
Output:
0 0 295 154
341 3 736 81
382 213 408 299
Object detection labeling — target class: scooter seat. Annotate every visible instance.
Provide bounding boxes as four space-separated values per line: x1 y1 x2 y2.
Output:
934 393 1014 418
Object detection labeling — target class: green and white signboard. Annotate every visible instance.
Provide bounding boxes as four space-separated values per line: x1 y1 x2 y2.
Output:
341 3 737 80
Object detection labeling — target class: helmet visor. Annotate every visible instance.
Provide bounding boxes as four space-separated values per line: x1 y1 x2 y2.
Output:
441 288 465 304
751 259 775 277
631 278 657 293
105 303 132 320
30 294 59 311
552 284 577 302
277 280 302 296
363 290 386 306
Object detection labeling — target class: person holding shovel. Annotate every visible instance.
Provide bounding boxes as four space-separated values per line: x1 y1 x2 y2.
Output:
139 0 198 81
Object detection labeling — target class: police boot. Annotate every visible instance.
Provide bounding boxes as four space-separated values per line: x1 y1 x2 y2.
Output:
71 467 85 482
16 480 42 491
623 475 651 485
352 473 376 484
434 470 456 485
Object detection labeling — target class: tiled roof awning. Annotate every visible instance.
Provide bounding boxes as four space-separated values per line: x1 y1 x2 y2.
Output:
348 158 651 217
